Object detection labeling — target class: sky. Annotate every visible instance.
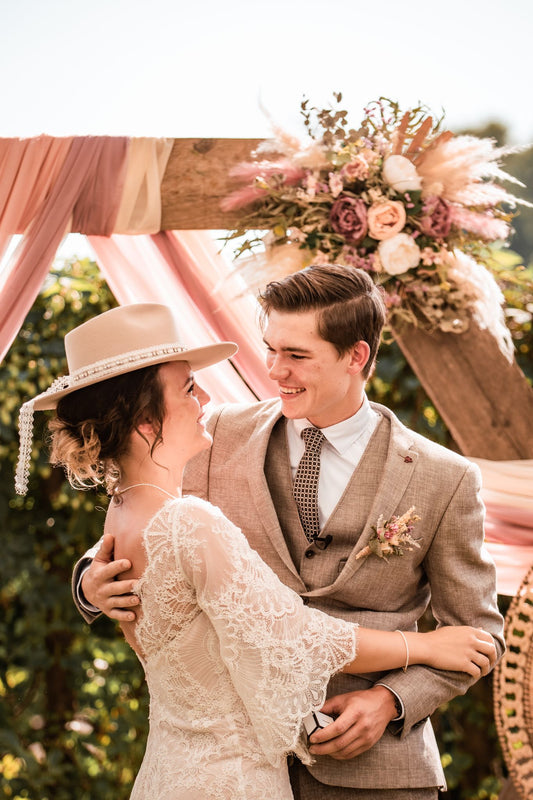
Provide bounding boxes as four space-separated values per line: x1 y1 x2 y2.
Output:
1 0 532 264
1 0 532 144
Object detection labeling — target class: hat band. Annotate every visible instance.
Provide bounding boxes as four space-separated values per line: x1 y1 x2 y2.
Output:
69 342 190 384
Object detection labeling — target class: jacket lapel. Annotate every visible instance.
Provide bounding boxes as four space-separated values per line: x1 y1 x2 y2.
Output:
244 403 305 585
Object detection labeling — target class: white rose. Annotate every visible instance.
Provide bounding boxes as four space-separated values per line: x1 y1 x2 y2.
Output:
378 233 421 275
382 155 422 193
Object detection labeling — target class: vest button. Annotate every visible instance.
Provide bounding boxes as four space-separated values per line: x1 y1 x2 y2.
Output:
305 550 315 559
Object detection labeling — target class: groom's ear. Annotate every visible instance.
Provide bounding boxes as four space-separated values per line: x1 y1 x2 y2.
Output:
347 341 371 376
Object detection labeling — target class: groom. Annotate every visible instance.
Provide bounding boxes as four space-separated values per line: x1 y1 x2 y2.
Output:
74 264 504 799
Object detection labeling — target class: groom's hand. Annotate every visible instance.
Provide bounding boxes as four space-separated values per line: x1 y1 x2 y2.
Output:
81 534 140 622
308 685 397 760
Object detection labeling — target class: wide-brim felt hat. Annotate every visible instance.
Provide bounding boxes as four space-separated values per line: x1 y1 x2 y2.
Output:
30 303 238 411
15 304 238 495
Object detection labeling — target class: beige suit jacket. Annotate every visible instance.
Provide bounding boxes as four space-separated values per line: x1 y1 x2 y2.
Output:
180 398 505 790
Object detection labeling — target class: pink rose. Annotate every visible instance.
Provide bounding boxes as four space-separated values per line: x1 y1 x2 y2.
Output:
367 201 406 240
329 196 368 244
419 196 452 238
340 156 369 182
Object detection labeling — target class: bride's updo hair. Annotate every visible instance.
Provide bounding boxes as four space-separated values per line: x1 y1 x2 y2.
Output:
48 365 165 494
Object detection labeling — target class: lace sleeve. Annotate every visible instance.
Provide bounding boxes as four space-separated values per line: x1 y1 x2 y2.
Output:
169 496 357 766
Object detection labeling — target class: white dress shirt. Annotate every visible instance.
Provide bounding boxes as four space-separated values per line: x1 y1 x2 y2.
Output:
287 394 380 530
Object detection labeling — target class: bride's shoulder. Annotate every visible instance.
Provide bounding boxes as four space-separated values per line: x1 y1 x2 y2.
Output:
167 494 233 528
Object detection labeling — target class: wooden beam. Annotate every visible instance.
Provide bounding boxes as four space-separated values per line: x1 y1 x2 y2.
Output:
392 321 533 459
160 138 264 230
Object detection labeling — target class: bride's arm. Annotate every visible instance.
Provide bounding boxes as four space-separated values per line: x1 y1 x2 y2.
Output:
344 626 496 678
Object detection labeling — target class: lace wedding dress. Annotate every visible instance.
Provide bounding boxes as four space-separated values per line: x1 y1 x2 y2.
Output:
128 495 357 800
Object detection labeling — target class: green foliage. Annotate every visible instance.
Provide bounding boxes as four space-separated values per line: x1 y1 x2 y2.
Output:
0 260 147 800
1 255 529 798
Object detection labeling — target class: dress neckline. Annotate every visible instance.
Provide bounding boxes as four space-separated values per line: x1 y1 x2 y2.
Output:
114 483 181 501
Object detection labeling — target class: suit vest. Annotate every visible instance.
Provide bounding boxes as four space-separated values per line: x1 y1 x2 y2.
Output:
264 413 390 592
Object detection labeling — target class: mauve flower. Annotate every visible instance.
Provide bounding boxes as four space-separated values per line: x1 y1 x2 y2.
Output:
378 233 421 275
367 201 406 240
382 155 422 193
329 196 368 243
419 196 452 238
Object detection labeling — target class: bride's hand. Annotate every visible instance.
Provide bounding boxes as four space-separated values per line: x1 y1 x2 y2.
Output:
420 627 497 677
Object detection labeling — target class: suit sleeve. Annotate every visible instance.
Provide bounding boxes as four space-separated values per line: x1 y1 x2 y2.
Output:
377 462 505 737
71 540 104 624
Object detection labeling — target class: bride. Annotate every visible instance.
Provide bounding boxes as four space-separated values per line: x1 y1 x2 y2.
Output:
16 304 496 800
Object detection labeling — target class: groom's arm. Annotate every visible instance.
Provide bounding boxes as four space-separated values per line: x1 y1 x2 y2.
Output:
73 534 139 623
309 461 504 757
374 462 504 738
72 540 103 624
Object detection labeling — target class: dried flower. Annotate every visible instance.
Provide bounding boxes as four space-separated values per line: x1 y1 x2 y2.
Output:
223 95 530 348
341 155 370 182
378 233 421 275
382 155 422 193
419 196 452 238
356 506 422 562
329 196 368 243
367 201 407 240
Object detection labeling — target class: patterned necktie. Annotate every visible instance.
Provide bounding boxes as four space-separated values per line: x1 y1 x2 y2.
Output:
293 427 326 543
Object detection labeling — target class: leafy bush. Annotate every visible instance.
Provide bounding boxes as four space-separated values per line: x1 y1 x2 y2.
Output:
0 260 147 800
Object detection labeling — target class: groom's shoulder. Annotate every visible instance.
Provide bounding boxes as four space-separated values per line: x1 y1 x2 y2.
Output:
207 398 281 433
372 401 475 473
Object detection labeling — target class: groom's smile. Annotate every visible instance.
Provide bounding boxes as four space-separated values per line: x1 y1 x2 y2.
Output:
263 309 368 428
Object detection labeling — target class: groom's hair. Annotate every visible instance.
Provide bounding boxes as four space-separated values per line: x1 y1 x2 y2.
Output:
258 264 386 378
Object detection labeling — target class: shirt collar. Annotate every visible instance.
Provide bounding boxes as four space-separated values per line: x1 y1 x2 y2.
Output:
291 395 377 455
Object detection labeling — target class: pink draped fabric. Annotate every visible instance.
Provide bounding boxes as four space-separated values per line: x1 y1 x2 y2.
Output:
0 137 128 364
0 137 73 261
484 506 533 596
151 231 274 399
469 458 533 596
88 233 265 405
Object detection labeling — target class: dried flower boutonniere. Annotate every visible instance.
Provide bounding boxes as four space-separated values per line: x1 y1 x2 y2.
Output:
356 506 421 563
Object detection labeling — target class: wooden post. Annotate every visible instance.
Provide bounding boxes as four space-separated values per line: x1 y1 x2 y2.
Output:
392 321 533 459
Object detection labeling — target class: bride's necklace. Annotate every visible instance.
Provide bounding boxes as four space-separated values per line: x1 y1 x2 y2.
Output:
114 483 182 500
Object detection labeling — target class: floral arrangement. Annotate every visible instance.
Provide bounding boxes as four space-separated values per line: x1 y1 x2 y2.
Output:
355 506 421 563
222 96 530 354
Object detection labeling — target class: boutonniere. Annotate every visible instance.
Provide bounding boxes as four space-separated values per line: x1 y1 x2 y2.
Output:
355 506 422 563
